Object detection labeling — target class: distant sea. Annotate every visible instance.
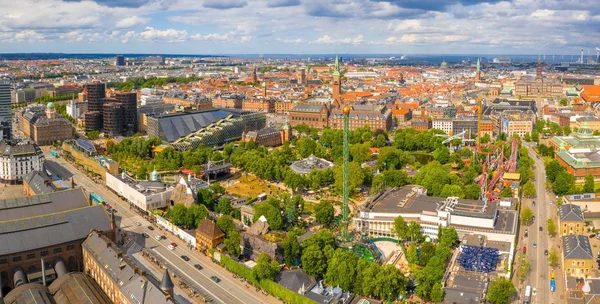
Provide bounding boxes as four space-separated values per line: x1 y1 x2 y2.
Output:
0 53 589 64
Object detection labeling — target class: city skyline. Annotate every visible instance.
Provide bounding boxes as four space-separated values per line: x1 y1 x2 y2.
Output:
0 0 598 55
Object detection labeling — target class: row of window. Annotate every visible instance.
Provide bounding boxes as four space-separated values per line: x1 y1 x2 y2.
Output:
0 244 75 264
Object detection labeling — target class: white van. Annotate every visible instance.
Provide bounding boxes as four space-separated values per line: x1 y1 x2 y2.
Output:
155 235 164 241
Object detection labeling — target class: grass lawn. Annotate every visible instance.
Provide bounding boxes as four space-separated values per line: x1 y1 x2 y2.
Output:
225 175 285 198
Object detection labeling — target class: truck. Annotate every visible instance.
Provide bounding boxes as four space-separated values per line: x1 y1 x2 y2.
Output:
524 285 532 304
550 279 556 292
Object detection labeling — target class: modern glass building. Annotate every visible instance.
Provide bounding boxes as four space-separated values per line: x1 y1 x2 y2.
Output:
0 80 12 140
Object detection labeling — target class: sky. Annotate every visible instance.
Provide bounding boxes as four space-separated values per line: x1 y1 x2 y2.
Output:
0 0 598 55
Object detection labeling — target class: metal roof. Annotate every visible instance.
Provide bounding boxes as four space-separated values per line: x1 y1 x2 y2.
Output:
559 204 585 222
0 188 88 222
155 109 233 142
0 205 111 256
563 234 593 260
75 139 96 154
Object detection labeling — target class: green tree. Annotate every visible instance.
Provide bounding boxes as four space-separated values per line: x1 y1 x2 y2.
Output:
253 253 280 281
553 172 574 195
301 244 327 276
413 161 450 197
282 233 300 266
297 137 317 158
439 227 459 247
418 242 436 266
440 184 465 199
86 130 100 140
584 174 595 193
433 146 450 164
188 204 209 228
224 230 241 256
431 282 444 303
486 277 516 304
564 125 571 135
373 264 407 300
372 134 386 148
216 197 231 215
500 187 513 198
168 204 188 227
480 133 491 144
548 248 559 267
408 221 423 242
524 133 531 142
315 200 335 225
324 248 359 291
545 160 565 183
216 215 236 237
547 218 557 237
406 243 418 264
531 130 539 142
517 255 530 280
393 216 409 241
523 181 536 198
559 98 568 106
520 206 534 225
334 161 364 196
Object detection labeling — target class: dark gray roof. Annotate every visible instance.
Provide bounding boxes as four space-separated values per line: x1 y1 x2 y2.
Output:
290 104 325 113
0 188 88 222
451 274 488 294
0 142 42 157
43 160 73 180
23 170 54 195
559 204 585 222
0 204 111 255
444 288 481 304
83 231 175 304
563 235 593 260
154 109 233 142
160 269 174 292
278 269 316 294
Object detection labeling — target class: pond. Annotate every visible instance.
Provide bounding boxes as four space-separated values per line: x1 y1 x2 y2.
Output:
411 152 434 165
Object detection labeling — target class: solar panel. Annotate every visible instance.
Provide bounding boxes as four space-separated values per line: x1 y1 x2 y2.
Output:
75 139 97 153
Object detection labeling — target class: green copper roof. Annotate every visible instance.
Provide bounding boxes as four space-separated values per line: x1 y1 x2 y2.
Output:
333 54 340 77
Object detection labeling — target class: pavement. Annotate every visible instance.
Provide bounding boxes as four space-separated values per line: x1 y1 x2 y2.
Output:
520 145 561 304
47 148 279 304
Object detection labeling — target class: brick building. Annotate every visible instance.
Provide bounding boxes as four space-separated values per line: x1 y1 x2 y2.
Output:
275 101 294 114
242 99 275 112
212 94 243 109
242 125 290 147
289 104 329 129
329 104 392 131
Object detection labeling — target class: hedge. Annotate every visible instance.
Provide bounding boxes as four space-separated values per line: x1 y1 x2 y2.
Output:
260 279 317 304
220 255 316 304
220 255 259 285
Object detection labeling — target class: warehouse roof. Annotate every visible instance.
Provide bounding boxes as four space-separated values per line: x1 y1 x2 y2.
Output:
0 188 88 222
0 204 111 256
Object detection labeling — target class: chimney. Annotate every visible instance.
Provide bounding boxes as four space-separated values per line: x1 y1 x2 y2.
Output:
41 258 46 286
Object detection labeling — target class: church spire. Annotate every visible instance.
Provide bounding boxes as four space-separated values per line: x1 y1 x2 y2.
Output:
333 54 340 77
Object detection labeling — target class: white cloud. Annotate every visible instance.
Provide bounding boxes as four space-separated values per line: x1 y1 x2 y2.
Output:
14 30 45 42
138 27 187 43
384 34 417 44
121 31 136 43
190 31 252 43
116 16 150 28
311 34 365 45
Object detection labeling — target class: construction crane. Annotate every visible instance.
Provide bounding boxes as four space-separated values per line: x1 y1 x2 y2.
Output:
442 130 466 144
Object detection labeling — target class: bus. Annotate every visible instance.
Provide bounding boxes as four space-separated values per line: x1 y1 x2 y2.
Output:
550 279 556 292
524 285 532 304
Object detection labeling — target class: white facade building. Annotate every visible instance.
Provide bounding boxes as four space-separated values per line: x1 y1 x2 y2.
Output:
66 99 87 119
0 142 44 183
432 118 454 135
106 170 175 211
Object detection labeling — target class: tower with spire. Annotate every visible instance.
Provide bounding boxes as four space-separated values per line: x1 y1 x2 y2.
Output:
475 58 481 82
332 54 342 107
251 65 258 83
536 57 543 80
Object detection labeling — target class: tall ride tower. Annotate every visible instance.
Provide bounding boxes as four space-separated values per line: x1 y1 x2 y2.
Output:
475 58 481 82
341 104 350 241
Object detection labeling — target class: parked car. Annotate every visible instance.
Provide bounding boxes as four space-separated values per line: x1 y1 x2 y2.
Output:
142 233 149 238
181 255 190 261
590 234 597 238
539 226 543 231
523 246 527 254
148 226 154 231
533 243 537 248
211 276 221 283
168 243 177 250
135 222 142 227
532 201 536 206
525 229 529 237
194 264 203 270
545 249 548 256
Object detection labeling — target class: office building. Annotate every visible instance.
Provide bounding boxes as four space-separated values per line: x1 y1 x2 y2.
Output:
115 55 125 66
105 170 175 212
84 83 106 132
103 102 123 138
146 56 165 65
115 91 138 134
0 80 12 140
0 189 112 291
558 204 585 236
16 103 74 145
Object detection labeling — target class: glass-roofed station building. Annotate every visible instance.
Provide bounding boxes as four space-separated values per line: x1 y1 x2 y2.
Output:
147 108 266 151
549 123 600 182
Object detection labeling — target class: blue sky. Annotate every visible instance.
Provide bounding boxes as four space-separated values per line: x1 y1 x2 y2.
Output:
0 0 598 55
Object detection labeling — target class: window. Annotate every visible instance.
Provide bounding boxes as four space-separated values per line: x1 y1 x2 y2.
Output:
0 258 7 264
26 253 36 259
53 247 62 254
40 250 49 256
66 244 75 250
12 256 22 262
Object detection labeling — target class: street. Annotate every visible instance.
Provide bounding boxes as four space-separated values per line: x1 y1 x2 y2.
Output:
47 150 278 304
522 145 560 304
